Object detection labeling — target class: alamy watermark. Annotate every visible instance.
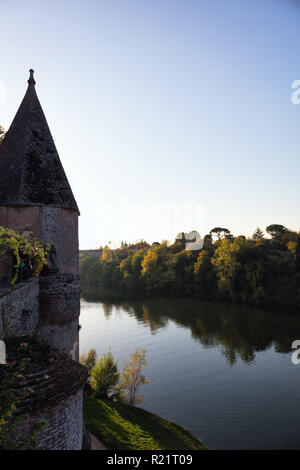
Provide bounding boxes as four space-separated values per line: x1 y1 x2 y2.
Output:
96 196 205 247
175 230 204 251
0 340 6 364
291 340 300 365
291 80 300 104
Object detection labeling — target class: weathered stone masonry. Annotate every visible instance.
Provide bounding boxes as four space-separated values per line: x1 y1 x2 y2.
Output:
39 274 80 358
30 390 84 451
0 278 39 338
1 336 87 450
27 390 84 451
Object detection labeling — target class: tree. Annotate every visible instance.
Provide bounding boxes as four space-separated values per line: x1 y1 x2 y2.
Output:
120 349 150 406
252 227 264 240
193 249 216 298
90 349 120 399
211 236 268 304
280 230 297 247
141 249 160 291
266 224 288 240
101 245 113 261
295 235 300 270
141 250 158 275
80 348 97 374
203 234 213 252
210 227 231 240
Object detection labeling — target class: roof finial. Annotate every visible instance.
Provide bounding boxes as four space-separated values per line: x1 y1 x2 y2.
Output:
28 69 36 86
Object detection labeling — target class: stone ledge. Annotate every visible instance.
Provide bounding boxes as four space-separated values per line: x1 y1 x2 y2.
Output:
1 335 88 415
0 277 38 299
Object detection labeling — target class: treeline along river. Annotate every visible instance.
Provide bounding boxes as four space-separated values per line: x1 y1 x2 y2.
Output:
79 292 300 450
79 229 300 312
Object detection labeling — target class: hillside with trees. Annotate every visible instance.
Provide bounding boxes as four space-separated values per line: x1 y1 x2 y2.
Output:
80 226 300 311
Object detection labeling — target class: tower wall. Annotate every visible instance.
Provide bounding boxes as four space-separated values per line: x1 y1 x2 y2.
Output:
38 207 80 359
19 389 84 450
0 205 80 359
38 319 79 360
40 207 79 274
0 205 41 237
38 274 80 359
0 278 40 338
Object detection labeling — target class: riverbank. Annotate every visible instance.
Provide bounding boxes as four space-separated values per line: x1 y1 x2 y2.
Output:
83 398 208 450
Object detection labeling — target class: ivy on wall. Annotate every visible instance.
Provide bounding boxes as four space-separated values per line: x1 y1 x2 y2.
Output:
0 226 49 285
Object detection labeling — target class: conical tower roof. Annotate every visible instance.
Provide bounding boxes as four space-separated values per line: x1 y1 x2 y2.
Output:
0 70 79 213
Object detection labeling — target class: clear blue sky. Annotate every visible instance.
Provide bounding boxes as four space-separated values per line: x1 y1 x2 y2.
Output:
1 0 300 248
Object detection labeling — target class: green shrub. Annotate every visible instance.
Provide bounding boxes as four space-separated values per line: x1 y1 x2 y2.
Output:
90 349 120 399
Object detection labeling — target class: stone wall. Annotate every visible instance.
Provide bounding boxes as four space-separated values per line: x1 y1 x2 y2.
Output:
0 204 80 360
39 318 79 360
0 278 39 339
20 389 84 450
40 207 79 274
0 205 41 238
0 249 13 287
0 272 80 358
39 274 80 324
38 273 80 359
0 205 79 275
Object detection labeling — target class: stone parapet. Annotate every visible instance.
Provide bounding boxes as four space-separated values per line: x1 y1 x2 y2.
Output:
0 278 39 339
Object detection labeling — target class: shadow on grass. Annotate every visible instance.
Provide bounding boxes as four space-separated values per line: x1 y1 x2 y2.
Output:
83 397 208 450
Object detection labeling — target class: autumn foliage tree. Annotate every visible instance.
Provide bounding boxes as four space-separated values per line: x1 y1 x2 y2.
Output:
79 224 300 311
120 349 150 406
80 348 97 374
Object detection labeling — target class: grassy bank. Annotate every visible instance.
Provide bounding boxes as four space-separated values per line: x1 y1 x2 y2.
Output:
83 397 208 450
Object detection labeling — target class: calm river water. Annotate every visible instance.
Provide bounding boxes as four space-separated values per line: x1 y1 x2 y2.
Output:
79 296 300 449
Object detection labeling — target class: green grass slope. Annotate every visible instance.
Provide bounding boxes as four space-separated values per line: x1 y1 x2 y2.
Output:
83 397 208 450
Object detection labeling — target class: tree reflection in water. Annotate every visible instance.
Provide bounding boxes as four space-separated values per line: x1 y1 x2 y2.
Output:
82 288 300 365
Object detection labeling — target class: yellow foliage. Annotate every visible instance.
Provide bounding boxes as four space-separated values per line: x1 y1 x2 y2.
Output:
0 226 48 285
141 250 158 276
288 241 297 257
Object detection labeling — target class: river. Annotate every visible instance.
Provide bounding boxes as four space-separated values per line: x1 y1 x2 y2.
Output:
79 296 300 449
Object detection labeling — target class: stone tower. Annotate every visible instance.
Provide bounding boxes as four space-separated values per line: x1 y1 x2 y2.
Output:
0 70 80 359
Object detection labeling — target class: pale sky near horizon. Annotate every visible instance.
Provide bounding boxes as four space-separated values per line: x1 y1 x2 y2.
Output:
1 0 300 248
